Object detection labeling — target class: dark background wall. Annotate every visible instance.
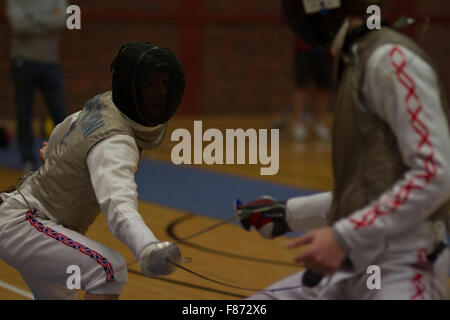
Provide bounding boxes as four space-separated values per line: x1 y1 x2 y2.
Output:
0 0 449 120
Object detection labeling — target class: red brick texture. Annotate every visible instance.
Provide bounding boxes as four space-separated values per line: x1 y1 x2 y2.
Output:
0 0 449 120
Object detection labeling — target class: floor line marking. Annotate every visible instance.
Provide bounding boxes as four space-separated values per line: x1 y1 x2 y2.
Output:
0 280 34 299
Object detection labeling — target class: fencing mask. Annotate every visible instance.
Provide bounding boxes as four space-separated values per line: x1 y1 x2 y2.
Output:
111 42 185 127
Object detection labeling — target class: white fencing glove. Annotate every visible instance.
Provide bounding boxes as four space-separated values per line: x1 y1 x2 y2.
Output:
139 241 181 278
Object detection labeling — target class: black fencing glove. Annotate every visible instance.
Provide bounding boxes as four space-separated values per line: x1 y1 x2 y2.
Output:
234 196 291 239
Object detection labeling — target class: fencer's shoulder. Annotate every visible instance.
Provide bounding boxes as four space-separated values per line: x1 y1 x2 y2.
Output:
94 134 138 150
87 134 140 166
365 44 398 71
98 91 113 102
67 110 81 120
79 92 109 115
85 91 112 107
82 91 128 125
365 43 433 77
56 111 80 125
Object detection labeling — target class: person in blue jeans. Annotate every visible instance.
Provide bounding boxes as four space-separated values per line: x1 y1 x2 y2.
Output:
7 0 68 172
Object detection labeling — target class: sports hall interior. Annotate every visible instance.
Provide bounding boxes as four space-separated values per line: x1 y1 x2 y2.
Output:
0 0 449 299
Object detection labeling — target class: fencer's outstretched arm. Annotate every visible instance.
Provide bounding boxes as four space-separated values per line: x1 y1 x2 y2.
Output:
332 44 450 262
86 135 160 260
285 192 332 232
86 134 181 277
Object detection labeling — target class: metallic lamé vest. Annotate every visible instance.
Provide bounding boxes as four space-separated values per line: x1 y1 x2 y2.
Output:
328 28 450 227
24 92 166 234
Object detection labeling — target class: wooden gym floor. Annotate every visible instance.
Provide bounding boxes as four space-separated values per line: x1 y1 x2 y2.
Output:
0 114 448 299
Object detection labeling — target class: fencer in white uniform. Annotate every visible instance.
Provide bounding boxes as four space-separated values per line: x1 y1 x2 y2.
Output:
237 0 450 300
0 43 185 299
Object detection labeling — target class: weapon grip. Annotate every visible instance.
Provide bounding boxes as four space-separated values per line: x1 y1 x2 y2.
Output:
302 269 323 287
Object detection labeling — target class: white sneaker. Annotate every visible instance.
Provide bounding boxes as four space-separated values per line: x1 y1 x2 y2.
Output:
293 123 308 142
315 123 331 142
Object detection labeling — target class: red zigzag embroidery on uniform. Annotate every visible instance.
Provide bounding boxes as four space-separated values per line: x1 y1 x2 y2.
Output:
25 209 115 282
410 272 426 300
349 46 437 230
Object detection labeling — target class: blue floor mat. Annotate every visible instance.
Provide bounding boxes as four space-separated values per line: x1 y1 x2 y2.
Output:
0 138 315 220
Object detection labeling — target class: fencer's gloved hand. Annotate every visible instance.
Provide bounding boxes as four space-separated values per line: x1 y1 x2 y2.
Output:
139 241 181 278
234 196 291 239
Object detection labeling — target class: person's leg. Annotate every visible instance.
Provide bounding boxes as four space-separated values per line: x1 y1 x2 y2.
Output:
246 270 311 300
246 269 352 300
20 276 78 300
292 88 309 124
21 273 120 301
346 223 449 300
10 59 37 167
346 253 449 300
292 50 313 141
313 88 333 124
372 249 449 300
311 54 335 141
37 63 67 126
0 198 127 300
310 87 333 142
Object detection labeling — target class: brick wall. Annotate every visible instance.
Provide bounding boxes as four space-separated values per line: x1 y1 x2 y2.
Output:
0 0 449 121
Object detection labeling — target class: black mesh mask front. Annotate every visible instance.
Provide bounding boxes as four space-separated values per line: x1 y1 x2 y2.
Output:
111 42 185 126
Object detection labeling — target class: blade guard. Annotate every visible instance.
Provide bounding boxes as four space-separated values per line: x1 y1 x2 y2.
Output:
234 198 251 231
